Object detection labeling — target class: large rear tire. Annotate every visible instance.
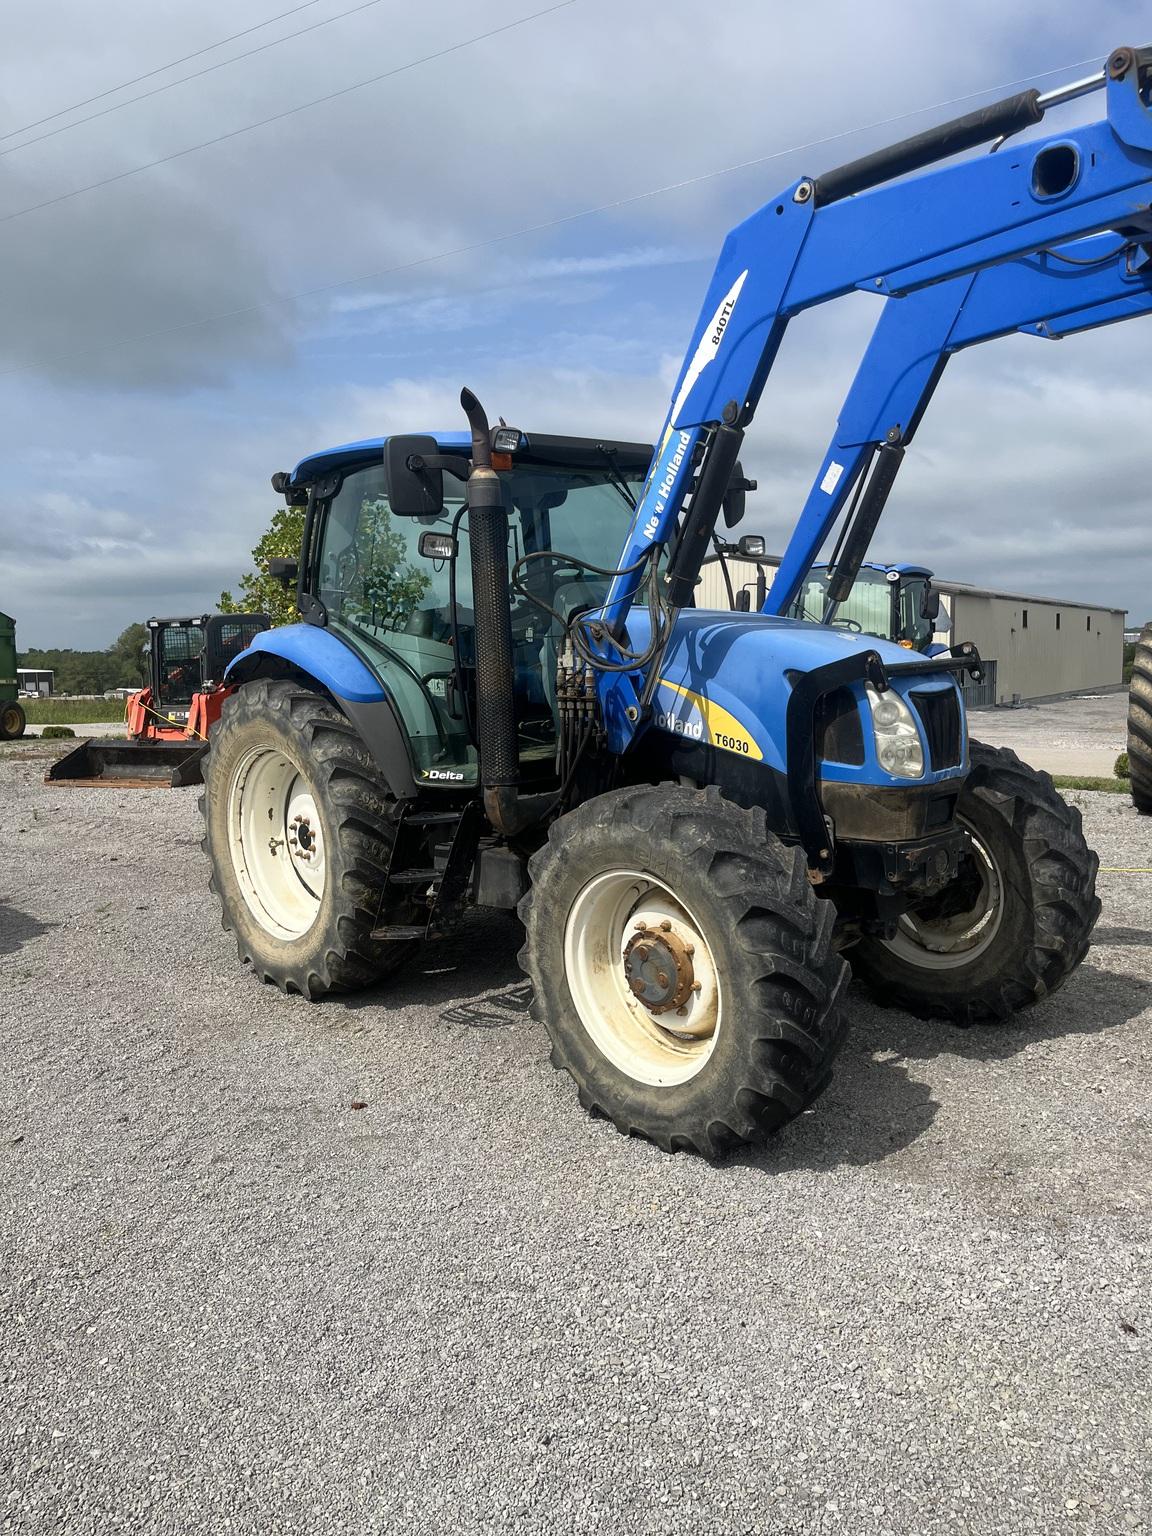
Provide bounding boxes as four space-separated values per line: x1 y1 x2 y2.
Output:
850 741 1099 1023
201 679 419 997
1128 621 1152 814
0 701 26 740
518 784 849 1158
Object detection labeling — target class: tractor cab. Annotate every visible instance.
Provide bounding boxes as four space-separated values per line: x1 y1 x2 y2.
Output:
286 431 654 785
147 614 271 725
786 562 941 652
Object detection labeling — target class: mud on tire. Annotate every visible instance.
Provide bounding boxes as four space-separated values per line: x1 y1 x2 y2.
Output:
201 678 418 997
1128 621 1152 814
850 740 1100 1024
517 784 849 1158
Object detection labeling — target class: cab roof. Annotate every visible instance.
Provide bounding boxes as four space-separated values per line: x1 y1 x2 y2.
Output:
291 431 654 486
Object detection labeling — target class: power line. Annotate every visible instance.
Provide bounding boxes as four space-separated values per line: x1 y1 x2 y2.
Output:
0 0 323 144
0 0 389 161
0 1 576 227
0 51 1102 380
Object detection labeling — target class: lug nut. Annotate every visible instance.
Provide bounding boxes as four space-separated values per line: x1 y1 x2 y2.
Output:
659 919 672 932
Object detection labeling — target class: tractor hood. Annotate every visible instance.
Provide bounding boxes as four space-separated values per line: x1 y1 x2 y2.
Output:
627 608 959 778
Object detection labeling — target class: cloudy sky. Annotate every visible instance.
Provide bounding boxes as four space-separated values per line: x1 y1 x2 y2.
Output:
1 0 1148 649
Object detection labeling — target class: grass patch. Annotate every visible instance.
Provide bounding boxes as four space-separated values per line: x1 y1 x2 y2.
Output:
1051 775 1130 794
22 697 127 724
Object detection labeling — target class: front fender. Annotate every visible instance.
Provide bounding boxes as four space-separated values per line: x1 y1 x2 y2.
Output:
225 624 417 799
226 624 385 702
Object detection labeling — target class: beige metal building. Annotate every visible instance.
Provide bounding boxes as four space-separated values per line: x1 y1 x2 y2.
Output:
696 558 1125 705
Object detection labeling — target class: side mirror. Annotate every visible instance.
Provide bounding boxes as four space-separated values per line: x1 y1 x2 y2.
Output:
267 557 299 589
921 588 942 622
385 434 444 516
735 589 751 612
737 534 766 558
722 461 758 528
418 531 456 561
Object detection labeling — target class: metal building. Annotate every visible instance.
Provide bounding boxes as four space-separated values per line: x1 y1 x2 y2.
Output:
696 558 1125 706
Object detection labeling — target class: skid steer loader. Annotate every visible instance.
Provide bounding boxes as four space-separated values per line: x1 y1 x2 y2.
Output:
50 612 269 787
202 48 1152 1155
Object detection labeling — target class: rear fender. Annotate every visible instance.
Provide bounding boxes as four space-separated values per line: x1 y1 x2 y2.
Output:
225 624 418 799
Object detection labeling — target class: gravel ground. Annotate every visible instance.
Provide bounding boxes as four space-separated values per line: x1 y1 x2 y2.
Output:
1 740 1149 1536
971 694 1127 778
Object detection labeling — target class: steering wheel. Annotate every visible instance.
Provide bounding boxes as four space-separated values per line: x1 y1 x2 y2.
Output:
334 546 360 590
831 617 862 632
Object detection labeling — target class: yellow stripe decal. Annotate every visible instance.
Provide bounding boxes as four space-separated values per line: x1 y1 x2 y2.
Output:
656 680 763 761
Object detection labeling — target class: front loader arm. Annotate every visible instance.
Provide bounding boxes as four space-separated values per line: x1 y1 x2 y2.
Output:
768 233 1152 614
594 47 1152 750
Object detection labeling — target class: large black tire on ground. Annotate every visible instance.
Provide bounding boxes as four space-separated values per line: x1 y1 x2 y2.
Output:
518 784 849 1158
201 679 419 998
1128 621 1152 814
850 741 1100 1024
0 700 26 740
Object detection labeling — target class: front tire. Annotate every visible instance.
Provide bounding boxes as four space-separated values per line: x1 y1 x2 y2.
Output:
201 679 418 997
518 785 849 1158
1128 621 1152 814
0 700 26 740
850 741 1100 1023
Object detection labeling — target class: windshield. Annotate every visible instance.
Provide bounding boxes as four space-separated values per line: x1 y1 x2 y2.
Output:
314 456 645 778
156 625 204 707
788 567 934 649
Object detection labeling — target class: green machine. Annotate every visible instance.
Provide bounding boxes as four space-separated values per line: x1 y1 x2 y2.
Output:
0 612 27 740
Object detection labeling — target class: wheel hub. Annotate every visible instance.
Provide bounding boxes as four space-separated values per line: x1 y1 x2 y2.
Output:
622 920 698 1014
288 812 318 863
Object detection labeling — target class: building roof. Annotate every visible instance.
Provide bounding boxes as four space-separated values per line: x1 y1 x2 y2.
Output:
930 578 1125 616
701 553 1125 616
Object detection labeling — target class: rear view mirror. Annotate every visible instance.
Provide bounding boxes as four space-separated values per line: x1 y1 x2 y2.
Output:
737 534 766 558
418 531 456 561
385 434 444 517
722 460 758 528
267 557 298 589
735 590 751 612
921 588 942 622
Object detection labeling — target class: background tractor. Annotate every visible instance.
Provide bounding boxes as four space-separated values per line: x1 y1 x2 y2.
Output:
201 49 1152 1155
50 612 269 787
0 610 27 741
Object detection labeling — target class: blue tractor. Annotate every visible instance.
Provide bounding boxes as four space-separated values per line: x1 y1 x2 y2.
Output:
203 50 1152 1155
784 562 942 651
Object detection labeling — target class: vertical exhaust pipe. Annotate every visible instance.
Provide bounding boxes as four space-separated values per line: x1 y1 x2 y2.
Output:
459 388 526 835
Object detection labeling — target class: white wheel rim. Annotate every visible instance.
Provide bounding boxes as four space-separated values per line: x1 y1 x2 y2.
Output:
882 823 1004 969
562 869 721 1087
227 745 327 940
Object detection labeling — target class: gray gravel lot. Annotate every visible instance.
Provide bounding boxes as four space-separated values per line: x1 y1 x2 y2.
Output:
1 740 1150 1536
971 693 1127 778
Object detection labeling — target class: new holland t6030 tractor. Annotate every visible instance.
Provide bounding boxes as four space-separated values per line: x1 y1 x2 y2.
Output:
201 49 1152 1154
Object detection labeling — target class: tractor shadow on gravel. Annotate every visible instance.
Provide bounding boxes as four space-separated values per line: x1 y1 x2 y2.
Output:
329 910 526 1022
329 921 1147 1172
0 899 54 957
732 963 1149 1173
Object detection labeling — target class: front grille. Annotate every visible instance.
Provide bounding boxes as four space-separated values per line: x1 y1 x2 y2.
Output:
910 688 962 770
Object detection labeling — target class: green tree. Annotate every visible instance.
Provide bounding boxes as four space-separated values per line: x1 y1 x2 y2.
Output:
220 505 305 627
345 497 430 632
108 622 149 687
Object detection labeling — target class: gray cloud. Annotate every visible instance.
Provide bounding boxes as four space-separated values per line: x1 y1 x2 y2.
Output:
0 0 1147 645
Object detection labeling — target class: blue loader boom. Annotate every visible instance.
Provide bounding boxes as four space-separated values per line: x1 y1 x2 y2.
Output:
204 48 1151 1157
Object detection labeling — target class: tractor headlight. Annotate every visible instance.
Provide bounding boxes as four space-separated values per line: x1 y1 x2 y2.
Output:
865 684 924 779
